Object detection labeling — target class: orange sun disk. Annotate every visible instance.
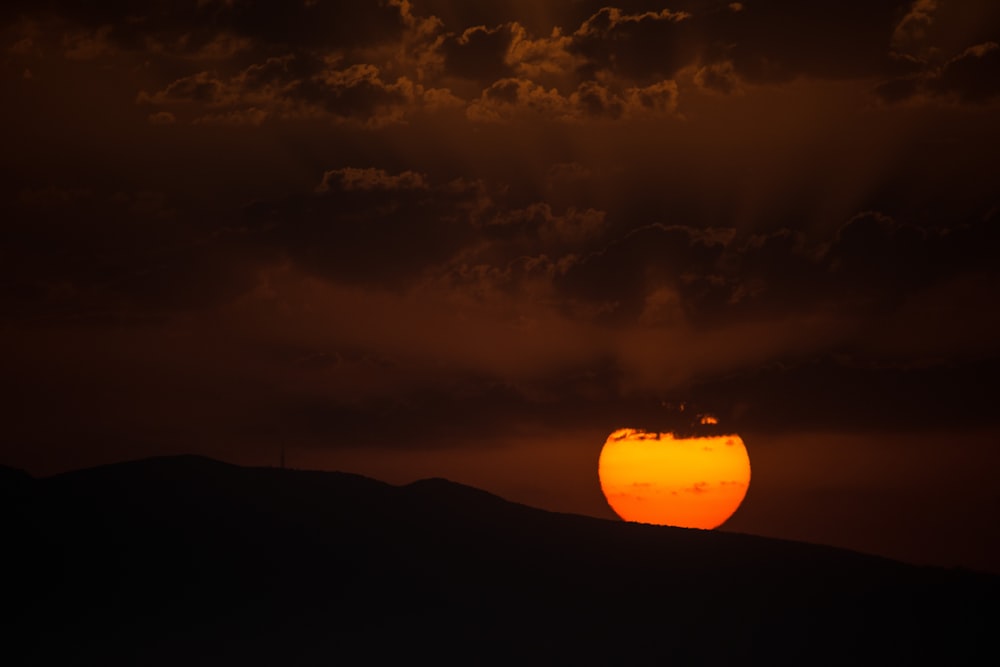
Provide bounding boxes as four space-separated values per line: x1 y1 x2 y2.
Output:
598 428 751 529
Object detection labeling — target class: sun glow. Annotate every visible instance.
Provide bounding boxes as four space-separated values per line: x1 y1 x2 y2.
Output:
598 428 750 529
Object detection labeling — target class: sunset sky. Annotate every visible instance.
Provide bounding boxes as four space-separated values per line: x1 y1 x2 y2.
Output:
2 1 999 572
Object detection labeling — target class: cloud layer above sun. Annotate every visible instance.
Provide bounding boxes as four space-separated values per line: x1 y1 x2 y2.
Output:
2 0 999 466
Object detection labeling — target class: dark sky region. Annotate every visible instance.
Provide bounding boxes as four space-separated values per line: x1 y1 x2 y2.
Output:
2 0 999 572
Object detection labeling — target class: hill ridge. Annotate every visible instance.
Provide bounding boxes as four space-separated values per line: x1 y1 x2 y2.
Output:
6 454 977 571
5 454 995 665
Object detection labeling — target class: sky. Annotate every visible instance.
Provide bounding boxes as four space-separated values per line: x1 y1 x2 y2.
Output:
2 0 999 573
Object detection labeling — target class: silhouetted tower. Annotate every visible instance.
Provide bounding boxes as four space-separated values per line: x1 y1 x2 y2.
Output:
280 442 286 469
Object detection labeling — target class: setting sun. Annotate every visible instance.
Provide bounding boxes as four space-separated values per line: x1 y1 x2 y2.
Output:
598 428 751 529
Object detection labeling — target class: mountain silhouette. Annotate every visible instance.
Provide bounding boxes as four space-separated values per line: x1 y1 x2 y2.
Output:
4 456 995 665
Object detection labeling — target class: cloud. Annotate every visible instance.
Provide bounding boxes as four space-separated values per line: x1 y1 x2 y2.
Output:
877 42 1000 105
622 79 680 116
568 7 693 82
237 169 486 286
137 56 458 126
482 202 606 247
684 481 710 495
316 167 428 193
302 63 423 122
704 1 911 84
892 0 938 52
193 107 268 126
689 355 1000 435
878 0 1000 105
556 224 728 322
929 42 1000 103
506 22 579 82
62 25 114 60
138 71 230 106
427 2 935 111
466 77 565 122
147 111 176 125
694 61 742 95
889 0 1000 60
8 152 997 395
467 77 680 123
15 0 977 132
440 23 517 82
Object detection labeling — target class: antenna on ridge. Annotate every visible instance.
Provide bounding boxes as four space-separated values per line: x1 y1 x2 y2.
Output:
280 442 286 470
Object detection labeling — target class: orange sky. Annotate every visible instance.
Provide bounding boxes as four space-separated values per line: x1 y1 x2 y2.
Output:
1 0 999 573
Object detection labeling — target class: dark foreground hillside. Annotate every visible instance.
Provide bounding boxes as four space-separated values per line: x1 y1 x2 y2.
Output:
2 457 995 665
